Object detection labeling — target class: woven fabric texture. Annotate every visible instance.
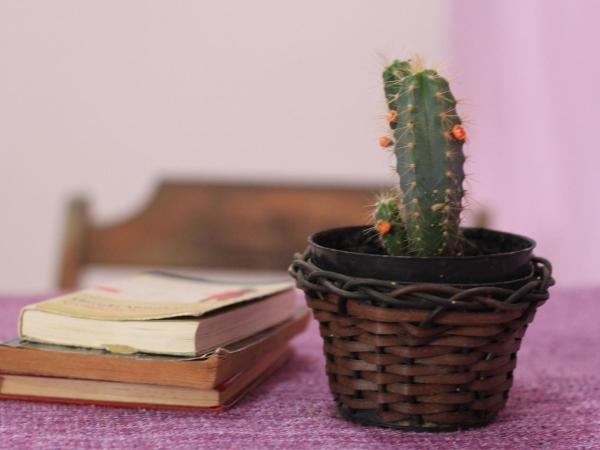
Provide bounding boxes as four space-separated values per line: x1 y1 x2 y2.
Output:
0 289 599 450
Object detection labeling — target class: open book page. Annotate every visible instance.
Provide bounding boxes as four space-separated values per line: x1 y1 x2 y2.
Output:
24 272 293 320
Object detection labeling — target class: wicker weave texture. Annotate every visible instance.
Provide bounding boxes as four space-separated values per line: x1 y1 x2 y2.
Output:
291 253 553 431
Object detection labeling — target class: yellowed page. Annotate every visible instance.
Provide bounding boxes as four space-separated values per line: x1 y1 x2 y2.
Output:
24 272 293 320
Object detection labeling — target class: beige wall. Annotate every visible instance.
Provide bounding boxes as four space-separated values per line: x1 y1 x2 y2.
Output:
0 1 446 292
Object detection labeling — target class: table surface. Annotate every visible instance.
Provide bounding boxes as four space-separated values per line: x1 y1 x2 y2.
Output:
0 288 599 450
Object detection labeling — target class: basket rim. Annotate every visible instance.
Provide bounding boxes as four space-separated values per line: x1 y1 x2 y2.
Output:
290 250 553 319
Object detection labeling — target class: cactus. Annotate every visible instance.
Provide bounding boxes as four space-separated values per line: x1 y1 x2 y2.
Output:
373 195 408 255
374 59 466 256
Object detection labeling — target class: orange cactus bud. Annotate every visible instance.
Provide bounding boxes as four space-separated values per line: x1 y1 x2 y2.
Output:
451 124 467 142
376 220 392 235
387 110 397 124
379 136 394 148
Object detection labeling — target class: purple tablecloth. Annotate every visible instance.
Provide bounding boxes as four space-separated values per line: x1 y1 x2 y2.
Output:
0 288 599 449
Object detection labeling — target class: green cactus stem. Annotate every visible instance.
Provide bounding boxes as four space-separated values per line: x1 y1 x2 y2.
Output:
376 59 466 256
383 60 412 113
374 196 407 255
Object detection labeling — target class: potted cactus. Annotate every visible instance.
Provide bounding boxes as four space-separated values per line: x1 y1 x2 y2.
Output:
290 59 554 431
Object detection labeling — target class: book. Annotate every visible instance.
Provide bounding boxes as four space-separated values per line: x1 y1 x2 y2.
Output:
0 307 309 389
0 344 291 411
19 272 295 356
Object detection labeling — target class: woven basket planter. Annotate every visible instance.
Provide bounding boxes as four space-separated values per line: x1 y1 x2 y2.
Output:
290 227 554 432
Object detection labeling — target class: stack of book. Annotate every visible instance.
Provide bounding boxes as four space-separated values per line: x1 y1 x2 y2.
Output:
0 272 307 411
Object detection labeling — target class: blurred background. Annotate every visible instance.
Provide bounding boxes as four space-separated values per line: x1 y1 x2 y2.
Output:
0 0 597 292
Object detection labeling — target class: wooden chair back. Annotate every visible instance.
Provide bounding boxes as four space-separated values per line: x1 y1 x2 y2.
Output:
57 180 386 289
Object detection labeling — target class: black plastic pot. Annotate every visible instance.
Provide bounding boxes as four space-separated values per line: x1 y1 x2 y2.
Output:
309 226 536 286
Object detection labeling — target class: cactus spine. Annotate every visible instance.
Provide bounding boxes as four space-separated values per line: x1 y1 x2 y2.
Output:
374 59 466 256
